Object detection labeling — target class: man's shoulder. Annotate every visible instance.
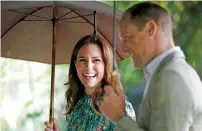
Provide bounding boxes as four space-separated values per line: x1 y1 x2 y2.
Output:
156 57 201 86
152 56 202 100
157 55 195 78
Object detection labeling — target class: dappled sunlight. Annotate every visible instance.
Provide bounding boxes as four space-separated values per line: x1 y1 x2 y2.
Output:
1 58 68 130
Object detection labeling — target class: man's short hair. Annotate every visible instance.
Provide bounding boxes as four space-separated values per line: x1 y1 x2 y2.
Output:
125 2 172 33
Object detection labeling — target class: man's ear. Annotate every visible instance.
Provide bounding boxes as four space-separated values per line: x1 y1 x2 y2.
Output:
145 20 157 37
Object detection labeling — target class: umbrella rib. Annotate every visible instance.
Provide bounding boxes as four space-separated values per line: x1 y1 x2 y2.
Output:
58 14 93 21
23 20 51 21
1 7 46 38
7 10 51 20
58 21 87 23
34 8 52 19
69 9 123 60
57 10 74 19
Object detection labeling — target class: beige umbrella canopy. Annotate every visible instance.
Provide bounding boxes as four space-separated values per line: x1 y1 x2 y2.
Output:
1 1 130 64
1 1 129 123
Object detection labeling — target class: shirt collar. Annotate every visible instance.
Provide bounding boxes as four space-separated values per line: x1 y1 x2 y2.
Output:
143 46 181 82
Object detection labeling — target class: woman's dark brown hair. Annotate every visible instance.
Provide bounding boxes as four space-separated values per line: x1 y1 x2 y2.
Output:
65 34 122 114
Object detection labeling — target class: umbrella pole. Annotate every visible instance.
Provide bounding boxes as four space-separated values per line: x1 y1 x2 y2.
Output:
93 11 97 35
49 6 56 124
111 0 117 91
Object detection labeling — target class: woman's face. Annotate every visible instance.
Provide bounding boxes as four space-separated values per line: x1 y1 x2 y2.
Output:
75 43 105 95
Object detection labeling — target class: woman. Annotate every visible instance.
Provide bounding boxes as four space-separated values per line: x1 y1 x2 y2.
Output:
44 35 136 131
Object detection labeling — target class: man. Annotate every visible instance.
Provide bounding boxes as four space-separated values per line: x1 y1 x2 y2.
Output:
99 2 202 131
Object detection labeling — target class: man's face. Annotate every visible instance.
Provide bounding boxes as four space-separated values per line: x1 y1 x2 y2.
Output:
119 15 153 69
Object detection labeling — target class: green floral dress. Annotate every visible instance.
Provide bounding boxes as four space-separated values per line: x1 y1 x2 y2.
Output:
66 95 136 131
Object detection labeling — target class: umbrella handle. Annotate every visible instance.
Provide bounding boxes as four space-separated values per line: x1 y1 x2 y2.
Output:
111 71 117 93
49 107 53 124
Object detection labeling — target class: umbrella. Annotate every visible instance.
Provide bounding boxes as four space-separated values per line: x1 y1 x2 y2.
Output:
1 1 130 123
1 1 130 63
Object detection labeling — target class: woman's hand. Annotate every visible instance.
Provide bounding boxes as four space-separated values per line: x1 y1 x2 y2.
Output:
44 118 60 131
